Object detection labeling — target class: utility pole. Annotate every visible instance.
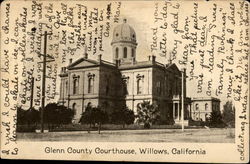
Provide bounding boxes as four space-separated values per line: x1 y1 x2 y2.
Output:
32 27 54 133
40 31 48 133
40 31 54 133
29 77 34 109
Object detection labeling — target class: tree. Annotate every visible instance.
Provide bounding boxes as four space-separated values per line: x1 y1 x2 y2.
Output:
136 101 160 129
110 106 135 128
44 103 74 130
93 107 109 134
17 106 27 125
17 106 40 132
222 101 235 127
209 109 224 128
17 106 40 126
26 107 40 126
79 105 109 134
79 104 94 129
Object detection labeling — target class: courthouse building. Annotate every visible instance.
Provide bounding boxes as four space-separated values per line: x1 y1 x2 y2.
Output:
58 19 220 124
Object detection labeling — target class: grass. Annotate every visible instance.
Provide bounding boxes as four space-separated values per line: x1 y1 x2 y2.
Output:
17 128 235 143
21 123 205 132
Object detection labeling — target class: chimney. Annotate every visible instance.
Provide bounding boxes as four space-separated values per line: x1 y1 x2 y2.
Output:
148 55 151 61
84 53 88 59
152 55 156 63
98 54 102 63
83 44 88 59
69 58 73 64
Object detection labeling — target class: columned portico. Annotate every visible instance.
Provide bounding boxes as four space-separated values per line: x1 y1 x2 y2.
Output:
172 97 192 125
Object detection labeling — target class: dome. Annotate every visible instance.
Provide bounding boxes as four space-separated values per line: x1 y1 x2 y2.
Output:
111 19 137 44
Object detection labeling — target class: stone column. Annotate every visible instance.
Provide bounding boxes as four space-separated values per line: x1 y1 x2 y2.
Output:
189 104 192 119
173 103 175 119
177 102 180 120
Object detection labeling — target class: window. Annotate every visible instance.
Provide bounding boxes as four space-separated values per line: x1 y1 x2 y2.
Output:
73 77 79 95
88 78 94 93
136 74 144 95
156 81 161 95
205 114 209 121
87 73 95 93
205 103 208 111
122 75 129 95
137 79 143 94
131 48 135 58
195 104 199 111
65 81 68 96
115 47 119 59
72 103 77 115
123 47 127 58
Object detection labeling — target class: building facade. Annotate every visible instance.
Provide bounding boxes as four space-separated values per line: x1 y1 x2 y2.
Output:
190 97 220 121
58 19 218 124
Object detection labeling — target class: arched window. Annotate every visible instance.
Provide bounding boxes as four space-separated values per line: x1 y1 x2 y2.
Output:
131 48 135 58
88 78 94 93
115 47 119 59
205 103 208 111
137 79 143 94
195 104 199 111
72 103 77 115
87 73 95 93
65 81 68 96
73 78 79 94
205 113 209 121
123 47 127 58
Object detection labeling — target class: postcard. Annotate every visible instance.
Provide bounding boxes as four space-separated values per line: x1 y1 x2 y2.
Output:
0 0 249 162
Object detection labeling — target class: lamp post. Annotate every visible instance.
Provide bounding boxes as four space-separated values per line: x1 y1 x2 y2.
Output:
31 27 54 133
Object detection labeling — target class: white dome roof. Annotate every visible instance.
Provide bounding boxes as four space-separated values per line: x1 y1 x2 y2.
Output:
112 19 137 44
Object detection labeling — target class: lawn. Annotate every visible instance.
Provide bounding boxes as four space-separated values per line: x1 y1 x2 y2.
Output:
17 128 235 143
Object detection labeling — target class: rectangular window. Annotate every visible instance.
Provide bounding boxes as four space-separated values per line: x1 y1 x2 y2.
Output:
137 79 143 94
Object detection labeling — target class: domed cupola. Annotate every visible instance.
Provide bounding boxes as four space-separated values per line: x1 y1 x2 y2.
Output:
111 19 138 64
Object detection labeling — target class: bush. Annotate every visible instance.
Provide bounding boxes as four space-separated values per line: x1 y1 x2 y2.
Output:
110 106 135 128
136 101 160 128
208 109 225 128
79 105 109 134
44 103 74 129
17 106 40 132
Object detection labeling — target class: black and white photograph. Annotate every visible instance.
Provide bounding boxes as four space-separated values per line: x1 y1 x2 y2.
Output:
0 0 249 162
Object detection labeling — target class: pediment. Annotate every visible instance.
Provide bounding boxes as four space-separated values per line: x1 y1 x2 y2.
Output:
67 58 98 69
166 63 181 75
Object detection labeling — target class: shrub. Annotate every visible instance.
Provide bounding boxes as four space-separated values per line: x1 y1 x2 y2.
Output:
79 105 109 134
44 103 74 128
110 106 135 128
208 109 225 128
136 101 160 128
